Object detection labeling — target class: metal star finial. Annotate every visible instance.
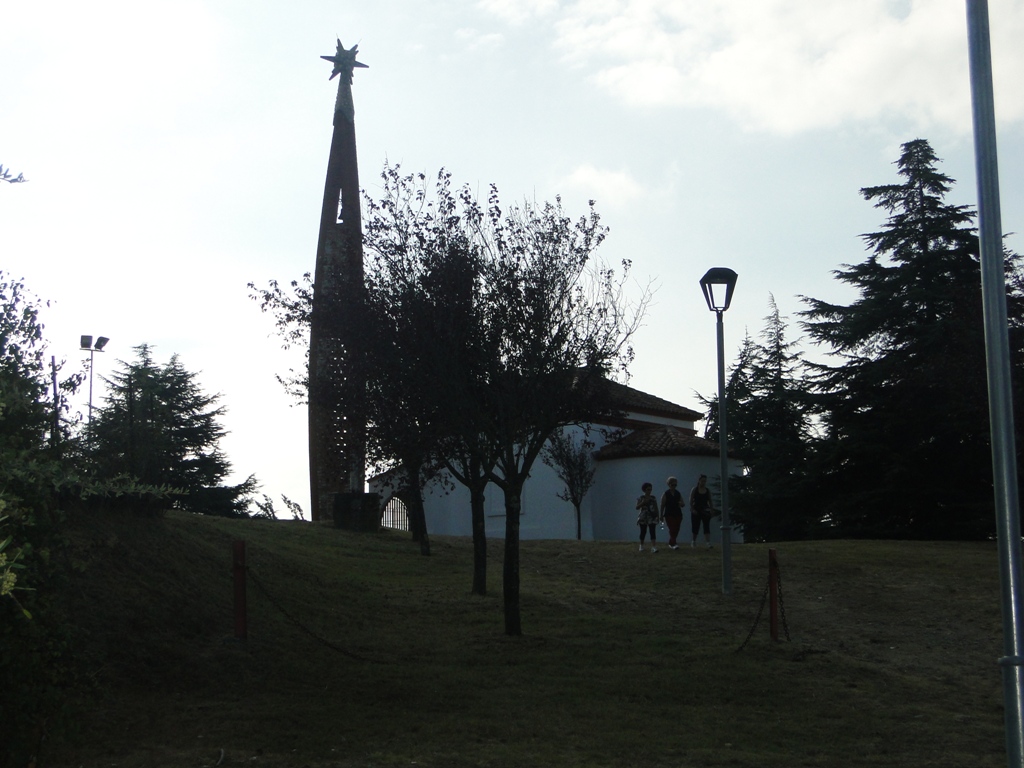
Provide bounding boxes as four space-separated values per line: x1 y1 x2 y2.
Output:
321 39 368 83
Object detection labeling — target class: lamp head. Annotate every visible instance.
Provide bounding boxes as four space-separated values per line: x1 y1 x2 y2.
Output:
80 335 93 350
95 336 109 351
699 267 738 312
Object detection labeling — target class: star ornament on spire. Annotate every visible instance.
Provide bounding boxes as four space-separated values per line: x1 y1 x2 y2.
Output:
321 40 368 83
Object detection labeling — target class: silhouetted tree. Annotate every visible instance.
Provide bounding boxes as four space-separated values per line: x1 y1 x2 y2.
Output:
800 139 1024 539
473 193 649 635
251 169 492 562
252 166 650 633
0 165 26 184
0 273 83 764
541 427 597 541
88 345 256 517
702 296 814 540
247 273 312 403
701 330 758 446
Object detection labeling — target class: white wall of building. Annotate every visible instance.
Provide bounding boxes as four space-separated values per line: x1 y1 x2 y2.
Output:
384 449 744 543
588 455 744 544
415 423 602 540
369 412 745 543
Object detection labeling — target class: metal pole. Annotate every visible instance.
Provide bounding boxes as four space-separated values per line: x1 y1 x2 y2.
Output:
717 309 732 595
87 347 95 432
51 355 59 450
965 2 1024 764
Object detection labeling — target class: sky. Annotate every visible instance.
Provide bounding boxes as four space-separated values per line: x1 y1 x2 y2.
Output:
3 0 1024 517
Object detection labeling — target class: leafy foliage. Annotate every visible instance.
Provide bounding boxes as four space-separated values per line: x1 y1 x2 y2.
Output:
253 493 307 520
697 140 1024 541
0 164 26 184
252 164 649 630
87 345 257 517
359 167 500 556
0 273 85 766
541 427 597 541
799 139 1024 538
246 274 312 402
432 175 649 634
701 296 815 541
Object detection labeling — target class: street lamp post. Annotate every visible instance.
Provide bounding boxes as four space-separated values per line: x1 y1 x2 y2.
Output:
80 335 109 433
699 268 738 596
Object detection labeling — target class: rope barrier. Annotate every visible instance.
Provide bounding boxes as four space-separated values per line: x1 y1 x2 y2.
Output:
246 565 382 663
736 551 791 652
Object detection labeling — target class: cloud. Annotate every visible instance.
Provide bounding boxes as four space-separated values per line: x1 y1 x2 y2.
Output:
476 0 560 25
557 163 644 207
455 27 506 51
482 0 1024 135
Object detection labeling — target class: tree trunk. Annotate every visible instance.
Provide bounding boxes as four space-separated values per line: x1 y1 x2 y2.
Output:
402 458 430 556
502 481 522 636
574 503 582 541
470 480 487 595
410 494 430 556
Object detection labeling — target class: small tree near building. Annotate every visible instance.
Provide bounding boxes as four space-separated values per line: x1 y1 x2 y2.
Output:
541 427 597 540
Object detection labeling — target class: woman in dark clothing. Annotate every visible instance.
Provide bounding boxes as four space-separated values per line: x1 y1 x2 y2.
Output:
689 474 716 549
660 476 685 549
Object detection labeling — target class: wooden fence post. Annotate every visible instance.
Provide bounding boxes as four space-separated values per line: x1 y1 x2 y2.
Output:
233 540 247 641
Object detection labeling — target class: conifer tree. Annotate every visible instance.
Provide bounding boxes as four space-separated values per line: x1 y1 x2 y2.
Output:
701 297 813 540
88 345 256 517
800 139 1024 538
701 330 758 448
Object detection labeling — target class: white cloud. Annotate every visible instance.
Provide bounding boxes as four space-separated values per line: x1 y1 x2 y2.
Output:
476 0 560 25
455 27 506 51
558 163 644 207
481 0 1024 135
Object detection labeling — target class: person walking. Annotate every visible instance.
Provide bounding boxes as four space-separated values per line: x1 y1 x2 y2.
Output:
660 477 685 549
689 474 716 549
635 482 660 552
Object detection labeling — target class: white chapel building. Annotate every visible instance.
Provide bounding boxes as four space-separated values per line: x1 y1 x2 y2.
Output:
370 379 744 543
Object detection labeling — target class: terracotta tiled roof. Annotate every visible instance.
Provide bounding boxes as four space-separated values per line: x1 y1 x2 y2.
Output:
595 424 729 461
598 378 703 422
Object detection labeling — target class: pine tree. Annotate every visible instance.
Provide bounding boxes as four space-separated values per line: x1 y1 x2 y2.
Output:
701 297 813 540
89 345 256 517
800 139 1024 538
701 330 758 448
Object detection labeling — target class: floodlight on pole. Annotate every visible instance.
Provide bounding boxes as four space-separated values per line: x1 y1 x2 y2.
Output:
81 335 109 434
699 267 738 596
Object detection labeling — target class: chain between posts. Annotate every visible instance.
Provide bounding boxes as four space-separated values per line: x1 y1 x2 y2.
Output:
246 566 380 663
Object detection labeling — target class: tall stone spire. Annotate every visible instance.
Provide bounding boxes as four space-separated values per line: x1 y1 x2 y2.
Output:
308 40 368 522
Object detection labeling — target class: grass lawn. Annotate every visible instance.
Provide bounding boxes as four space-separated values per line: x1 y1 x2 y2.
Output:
42 509 1009 767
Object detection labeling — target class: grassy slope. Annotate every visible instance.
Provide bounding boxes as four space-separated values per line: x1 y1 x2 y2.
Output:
45 510 1008 768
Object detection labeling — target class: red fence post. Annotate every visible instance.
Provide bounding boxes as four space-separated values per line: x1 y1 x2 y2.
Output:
233 540 247 641
768 548 779 641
